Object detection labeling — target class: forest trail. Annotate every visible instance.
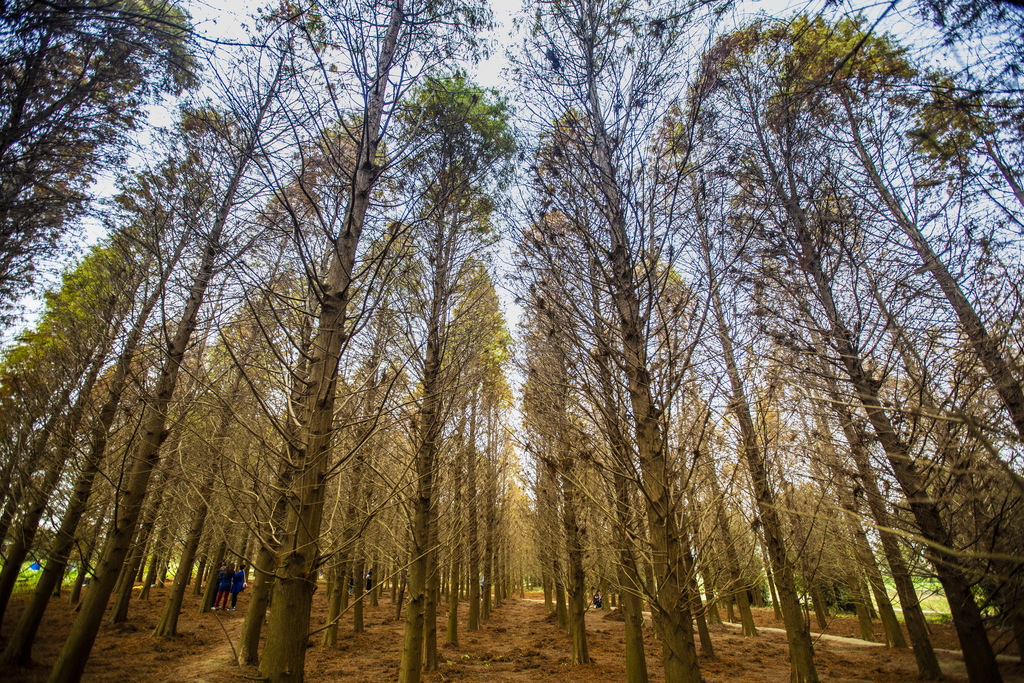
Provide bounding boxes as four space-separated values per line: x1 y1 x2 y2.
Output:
4 586 1023 681
159 610 244 683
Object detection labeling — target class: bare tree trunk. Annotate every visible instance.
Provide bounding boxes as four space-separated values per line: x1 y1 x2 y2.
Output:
467 413 481 631
0 403 78 624
709 468 757 637
153 371 240 637
844 98 1024 442
796 209 1001 682
321 569 343 647
446 432 466 646
200 541 227 613
109 472 169 624
259 10 404 682
613 471 650 682
238 316 312 666
707 265 818 682
827 389 938 675
152 466 216 636
353 555 366 633
559 464 590 665
45 53 279 682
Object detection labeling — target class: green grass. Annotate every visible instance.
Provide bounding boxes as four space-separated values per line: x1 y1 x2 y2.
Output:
883 578 951 622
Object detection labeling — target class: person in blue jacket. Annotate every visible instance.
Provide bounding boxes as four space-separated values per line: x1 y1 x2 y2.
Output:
212 563 233 610
229 563 247 611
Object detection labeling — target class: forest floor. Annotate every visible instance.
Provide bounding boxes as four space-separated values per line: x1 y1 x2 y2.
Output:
1 584 1022 682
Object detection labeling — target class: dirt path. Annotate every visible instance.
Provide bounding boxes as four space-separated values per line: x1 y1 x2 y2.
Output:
160 610 245 683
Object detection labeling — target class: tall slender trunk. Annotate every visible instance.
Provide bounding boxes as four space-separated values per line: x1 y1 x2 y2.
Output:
559 464 591 664
151 465 216 636
69 507 108 607
238 317 312 665
466 405 481 631
398 197 462 681
612 469 650 682
446 426 466 646
845 98 1024 441
3 228 188 664
109 469 170 624
706 251 817 681
795 204 1000 682
45 53 279 683
200 541 227 613
0 399 75 624
824 383 938 675
321 568 343 647
153 372 240 636
708 467 757 637
259 11 403 682
139 521 170 600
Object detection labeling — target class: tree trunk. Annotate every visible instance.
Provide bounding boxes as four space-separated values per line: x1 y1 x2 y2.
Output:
45 59 277 682
200 542 227 613
152 466 215 636
321 569 343 647
845 98 1024 441
152 373 239 639
467 419 481 631
708 265 817 682
259 10 404 681
795 200 1001 682
559 465 590 665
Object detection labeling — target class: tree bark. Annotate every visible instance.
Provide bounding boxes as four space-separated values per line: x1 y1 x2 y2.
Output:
707 251 818 682
794 197 1001 683
845 97 1024 442
259 9 404 682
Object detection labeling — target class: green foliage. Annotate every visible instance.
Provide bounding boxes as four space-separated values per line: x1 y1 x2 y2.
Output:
402 71 517 231
709 14 918 121
0 0 197 322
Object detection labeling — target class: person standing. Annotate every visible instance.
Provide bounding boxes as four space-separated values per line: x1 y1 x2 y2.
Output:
229 564 246 611
213 563 233 610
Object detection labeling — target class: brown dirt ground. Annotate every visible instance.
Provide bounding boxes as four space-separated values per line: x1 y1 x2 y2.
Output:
1 585 1021 682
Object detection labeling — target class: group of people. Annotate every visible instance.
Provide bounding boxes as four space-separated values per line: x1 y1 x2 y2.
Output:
211 562 246 611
